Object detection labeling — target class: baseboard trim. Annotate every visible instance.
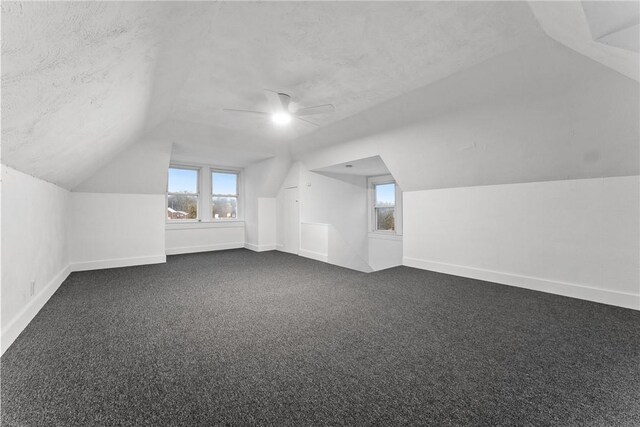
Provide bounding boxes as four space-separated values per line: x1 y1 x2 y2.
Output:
165 242 244 255
2 254 170 356
1 264 72 356
403 257 640 310
71 255 166 272
244 243 277 252
299 249 329 263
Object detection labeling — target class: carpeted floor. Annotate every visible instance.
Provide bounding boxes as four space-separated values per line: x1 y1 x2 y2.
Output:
2 249 639 426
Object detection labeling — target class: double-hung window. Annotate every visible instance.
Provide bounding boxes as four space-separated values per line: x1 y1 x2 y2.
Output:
368 175 402 234
166 165 241 222
374 182 396 231
167 167 199 220
211 170 239 220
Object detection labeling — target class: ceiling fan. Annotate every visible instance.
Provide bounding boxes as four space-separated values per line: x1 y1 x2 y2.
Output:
223 90 335 126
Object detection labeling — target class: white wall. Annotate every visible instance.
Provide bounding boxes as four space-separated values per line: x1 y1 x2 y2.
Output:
404 176 640 309
369 235 403 271
276 163 302 251
279 163 403 272
244 151 291 250
72 135 279 260
254 198 276 251
70 138 171 268
301 170 368 263
69 193 166 270
300 223 329 262
284 165 371 271
166 222 245 255
1 166 70 354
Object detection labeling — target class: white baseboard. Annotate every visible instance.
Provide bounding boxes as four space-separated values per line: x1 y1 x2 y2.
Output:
299 249 329 263
71 255 166 272
1 264 72 356
2 254 170 356
165 242 244 255
244 243 277 252
403 257 640 310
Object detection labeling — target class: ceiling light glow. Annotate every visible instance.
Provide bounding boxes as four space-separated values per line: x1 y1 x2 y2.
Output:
272 112 292 126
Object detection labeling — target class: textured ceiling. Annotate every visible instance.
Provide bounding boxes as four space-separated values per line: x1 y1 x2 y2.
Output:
528 1 639 81
1 1 210 188
171 1 542 143
1 1 637 189
294 36 639 191
1 1 543 187
313 156 390 177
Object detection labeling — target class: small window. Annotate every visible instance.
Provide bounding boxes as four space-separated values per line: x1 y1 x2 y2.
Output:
167 167 199 220
374 182 395 231
212 171 238 219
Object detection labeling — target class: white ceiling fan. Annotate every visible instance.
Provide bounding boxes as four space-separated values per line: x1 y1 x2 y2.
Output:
223 90 335 126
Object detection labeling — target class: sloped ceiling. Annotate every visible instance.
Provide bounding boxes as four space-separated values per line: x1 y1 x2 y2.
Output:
2 1 638 190
2 1 543 188
1 1 210 188
170 1 542 144
582 1 639 52
528 1 639 81
294 37 639 191
313 156 390 177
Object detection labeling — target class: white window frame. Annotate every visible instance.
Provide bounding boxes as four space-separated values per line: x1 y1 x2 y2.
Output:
367 175 402 235
167 165 200 222
166 163 243 224
211 168 241 221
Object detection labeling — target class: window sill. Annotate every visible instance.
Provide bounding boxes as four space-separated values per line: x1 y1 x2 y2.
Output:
368 232 402 241
166 220 245 230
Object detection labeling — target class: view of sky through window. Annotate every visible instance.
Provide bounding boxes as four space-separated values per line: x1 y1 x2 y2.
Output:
168 168 198 193
375 183 395 206
212 172 237 195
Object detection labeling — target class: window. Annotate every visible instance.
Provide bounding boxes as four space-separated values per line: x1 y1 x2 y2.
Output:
211 170 238 220
368 175 402 234
374 183 396 231
167 167 199 220
166 164 241 223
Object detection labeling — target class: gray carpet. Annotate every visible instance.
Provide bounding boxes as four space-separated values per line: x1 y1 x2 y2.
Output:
2 249 639 426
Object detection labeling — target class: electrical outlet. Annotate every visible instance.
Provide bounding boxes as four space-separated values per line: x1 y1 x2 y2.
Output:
30 280 35 297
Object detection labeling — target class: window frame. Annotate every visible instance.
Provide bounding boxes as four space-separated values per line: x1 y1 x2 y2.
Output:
367 175 402 235
211 168 240 221
166 165 200 222
166 163 244 224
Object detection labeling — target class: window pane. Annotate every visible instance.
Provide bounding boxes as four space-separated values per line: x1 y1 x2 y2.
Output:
376 207 395 231
168 168 198 194
212 172 237 196
167 195 198 219
375 183 395 207
212 196 237 219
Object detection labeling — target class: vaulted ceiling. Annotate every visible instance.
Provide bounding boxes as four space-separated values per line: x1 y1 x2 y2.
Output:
1 1 638 189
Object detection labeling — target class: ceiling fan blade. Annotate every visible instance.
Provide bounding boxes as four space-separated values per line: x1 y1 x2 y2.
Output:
278 93 291 112
223 108 270 116
263 89 290 113
295 104 335 116
295 116 318 127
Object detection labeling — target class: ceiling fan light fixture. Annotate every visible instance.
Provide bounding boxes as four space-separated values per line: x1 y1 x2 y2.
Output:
272 112 292 126
224 91 333 128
